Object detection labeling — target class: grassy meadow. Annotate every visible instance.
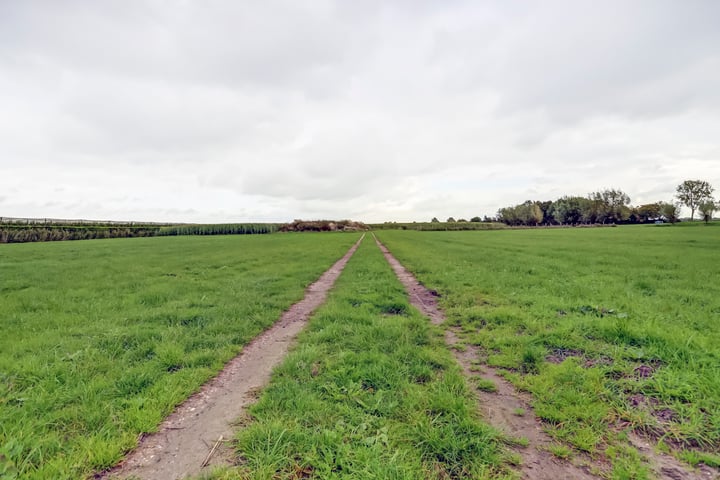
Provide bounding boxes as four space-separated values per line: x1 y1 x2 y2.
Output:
2 224 718 479
376 225 720 476
208 236 513 480
0 233 359 479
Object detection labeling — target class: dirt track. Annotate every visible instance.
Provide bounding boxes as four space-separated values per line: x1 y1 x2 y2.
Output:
100 235 364 480
373 234 716 480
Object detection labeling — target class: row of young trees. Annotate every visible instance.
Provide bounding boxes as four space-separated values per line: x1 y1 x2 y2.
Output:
493 180 716 226
0 218 372 243
1 222 289 243
0 226 160 243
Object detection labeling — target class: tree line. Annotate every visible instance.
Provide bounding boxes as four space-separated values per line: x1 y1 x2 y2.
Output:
373 221 504 231
1 222 280 243
0 225 160 243
0 219 371 243
489 180 716 226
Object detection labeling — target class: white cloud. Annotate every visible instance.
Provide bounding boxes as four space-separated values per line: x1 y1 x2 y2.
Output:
1 1 719 223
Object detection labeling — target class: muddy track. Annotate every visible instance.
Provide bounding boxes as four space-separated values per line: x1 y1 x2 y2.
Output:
373 234 715 480
444 328 602 479
99 235 364 480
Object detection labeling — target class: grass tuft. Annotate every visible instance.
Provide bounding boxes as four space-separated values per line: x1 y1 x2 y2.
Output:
476 378 499 393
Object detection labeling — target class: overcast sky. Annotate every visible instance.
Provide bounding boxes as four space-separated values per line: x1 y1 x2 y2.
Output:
2 1 719 223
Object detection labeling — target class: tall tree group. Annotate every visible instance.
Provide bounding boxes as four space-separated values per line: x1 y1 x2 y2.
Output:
492 180 716 226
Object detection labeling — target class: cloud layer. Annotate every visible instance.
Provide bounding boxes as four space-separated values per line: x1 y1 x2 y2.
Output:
2 1 719 222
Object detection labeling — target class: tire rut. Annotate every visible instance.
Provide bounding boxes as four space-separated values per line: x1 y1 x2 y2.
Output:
373 234 602 479
98 234 365 480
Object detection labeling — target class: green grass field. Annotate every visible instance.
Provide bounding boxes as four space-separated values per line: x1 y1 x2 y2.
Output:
0 233 359 479
2 225 719 479
207 237 512 480
376 225 720 476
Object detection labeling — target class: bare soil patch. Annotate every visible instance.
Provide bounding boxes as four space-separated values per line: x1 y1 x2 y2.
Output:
545 347 583 364
99 235 364 480
447 330 603 479
627 433 718 480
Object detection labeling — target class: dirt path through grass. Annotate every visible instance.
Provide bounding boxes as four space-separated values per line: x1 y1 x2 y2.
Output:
100 235 364 480
373 234 602 479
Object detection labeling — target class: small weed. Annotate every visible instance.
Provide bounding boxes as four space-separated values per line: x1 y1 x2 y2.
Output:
504 436 529 448
476 378 498 392
605 444 650 479
521 345 544 374
468 363 484 373
547 443 572 460
513 408 525 416
678 450 720 468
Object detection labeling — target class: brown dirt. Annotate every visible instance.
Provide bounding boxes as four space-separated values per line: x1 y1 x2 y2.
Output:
545 348 583 364
627 433 718 480
634 364 658 378
98 235 364 480
447 330 603 479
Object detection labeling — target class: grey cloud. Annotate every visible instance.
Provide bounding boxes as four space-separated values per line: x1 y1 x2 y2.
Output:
227 151 400 202
54 78 282 158
431 1 720 123
1 1 719 222
0 1 362 95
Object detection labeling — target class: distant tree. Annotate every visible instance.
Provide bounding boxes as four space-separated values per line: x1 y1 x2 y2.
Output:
535 200 554 225
482 215 494 222
497 202 537 226
470 216 481 222
589 189 631 224
636 203 662 223
520 201 543 226
698 201 717 224
659 202 681 224
497 207 518 226
676 180 714 221
457 218 468 222
582 197 603 224
446 217 456 223
550 196 587 225
430 217 439 223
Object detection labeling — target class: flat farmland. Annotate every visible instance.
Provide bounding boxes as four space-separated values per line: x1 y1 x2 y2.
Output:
0 233 359 479
3 227 719 479
376 226 720 476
